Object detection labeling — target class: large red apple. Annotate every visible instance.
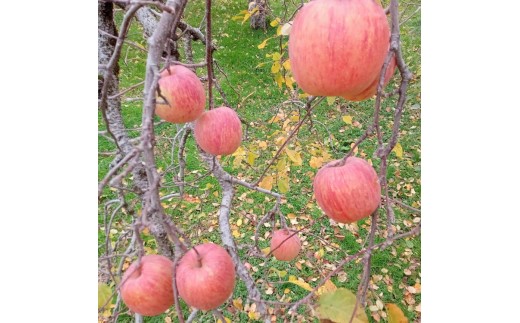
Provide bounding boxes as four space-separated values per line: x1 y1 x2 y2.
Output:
313 157 381 223
343 56 396 101
120 255 174 316
270 229 301 261
176 243 236 311
155 65 206 123
288 0 390 99
194 106 242 156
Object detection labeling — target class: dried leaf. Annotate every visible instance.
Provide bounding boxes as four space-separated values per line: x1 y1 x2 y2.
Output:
316 279 337 296
386 303 408 323
310 156 324 169
233 298 243 310
327 96 336 106
281 22 292 35
258 175 274 191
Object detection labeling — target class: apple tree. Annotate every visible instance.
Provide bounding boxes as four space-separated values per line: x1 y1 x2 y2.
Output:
98 0 421 321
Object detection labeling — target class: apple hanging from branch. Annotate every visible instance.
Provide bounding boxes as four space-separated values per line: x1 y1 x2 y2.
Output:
119 255 175 316
176 243 236 311
288 0 391 100
313 157 381 223
194 106 243 156
155 65 206 123
270 229 301 261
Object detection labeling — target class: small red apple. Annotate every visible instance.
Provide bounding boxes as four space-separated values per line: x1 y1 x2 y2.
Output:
270 229 301 261
194 106 242 156
176 243 236 311
155 65 206 123
289 0 390 98
313 157 381 223
120 255 174 316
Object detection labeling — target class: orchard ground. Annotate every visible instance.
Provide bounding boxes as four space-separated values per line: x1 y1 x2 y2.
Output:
98 0 421 322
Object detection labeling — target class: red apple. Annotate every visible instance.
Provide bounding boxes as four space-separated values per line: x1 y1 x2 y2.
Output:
120 255 174 316
343 56 396 101
176 243 236 311
194 106 242 156
270 229 301 261
155 65 206 123
288 0 390 99
313 157 381 223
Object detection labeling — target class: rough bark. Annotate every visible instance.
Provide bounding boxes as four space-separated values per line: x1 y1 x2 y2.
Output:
249 0 267 30
98 2 174 258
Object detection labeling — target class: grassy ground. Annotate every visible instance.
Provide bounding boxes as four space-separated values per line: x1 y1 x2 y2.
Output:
99 0 421 322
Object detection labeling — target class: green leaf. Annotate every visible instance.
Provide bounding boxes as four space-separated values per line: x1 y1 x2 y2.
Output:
317 288 369 323
98 283 112 309
386 303 409 323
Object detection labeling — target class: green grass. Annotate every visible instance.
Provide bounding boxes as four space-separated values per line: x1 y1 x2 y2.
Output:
99 1 421 322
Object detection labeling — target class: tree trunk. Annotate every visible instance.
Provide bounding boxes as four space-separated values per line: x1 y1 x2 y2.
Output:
249 0 267 30
98 2 174 259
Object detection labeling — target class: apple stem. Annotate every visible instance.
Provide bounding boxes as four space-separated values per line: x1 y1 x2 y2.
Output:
192 245 203 267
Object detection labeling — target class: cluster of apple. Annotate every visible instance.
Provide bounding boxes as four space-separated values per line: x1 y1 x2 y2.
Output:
118 0 391 317
156 65 243 156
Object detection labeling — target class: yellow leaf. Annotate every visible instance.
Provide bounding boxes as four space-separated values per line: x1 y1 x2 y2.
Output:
271 61 281 74
247 151 258 166
259 175 274 191
342 115 353 125
270 17 281 27
231 15 244 21
282 59 291 70
254 62 267 68
232 230 240 238
278 175 290 193
216 318 231 323
258 141 268 150
258 38 270 49
392 142 403 159
233 298 243 310
276 25 282 36
298 92 309 99
285 75 294 89
288 275 313 291
309 156 324 169
285 148 303 166
98 283 112 309
316 279 337 296
274 72 284 88
326 96 336 106
386 303 409 323
272 52 281 61
261 247 270 255
236 218 243 227
232 146 246 157
276 157 287 172
242 12 252 24
248 310 260 320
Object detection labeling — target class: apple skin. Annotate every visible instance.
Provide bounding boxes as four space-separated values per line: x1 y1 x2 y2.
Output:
176 243 236 311
194 106 242 156
120 255 174 316
270 229 301 261
155 65 206 124
288 0 390 98
313 157 381 223
343 56 396 101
